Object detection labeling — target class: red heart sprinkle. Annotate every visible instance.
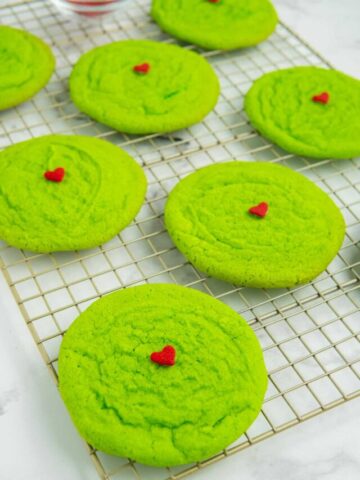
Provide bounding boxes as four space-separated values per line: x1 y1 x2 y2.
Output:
133 63 151 74
150 345 176 366
44 167 65 183
208 0 220 3
312 92 330 104
249 202 269 218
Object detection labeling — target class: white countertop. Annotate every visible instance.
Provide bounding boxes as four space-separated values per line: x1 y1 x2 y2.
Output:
1 1 360 479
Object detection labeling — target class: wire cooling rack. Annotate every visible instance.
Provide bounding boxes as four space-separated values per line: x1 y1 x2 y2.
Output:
1 1 360 479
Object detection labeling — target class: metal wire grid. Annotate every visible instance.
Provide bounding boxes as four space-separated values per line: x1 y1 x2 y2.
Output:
1 0 360 479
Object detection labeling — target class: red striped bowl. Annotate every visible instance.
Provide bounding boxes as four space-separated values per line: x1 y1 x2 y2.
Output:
51 0 124 17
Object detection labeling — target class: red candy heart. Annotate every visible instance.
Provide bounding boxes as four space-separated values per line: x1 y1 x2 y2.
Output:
44 167 65 183
208 0 220 3
133 63 151 74
150 345 176 366
249 202 269 218
312 92 330 104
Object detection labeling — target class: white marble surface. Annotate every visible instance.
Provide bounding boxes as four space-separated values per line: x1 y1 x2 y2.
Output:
275 0 360 78
1 1 360 479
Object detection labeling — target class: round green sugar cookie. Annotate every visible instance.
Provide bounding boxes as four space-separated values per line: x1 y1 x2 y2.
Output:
151 0 278 51
245 67 360 159
70 39 220 134
165 162 345 288
0 26 55 111
0 135 146 253
58 284 267 466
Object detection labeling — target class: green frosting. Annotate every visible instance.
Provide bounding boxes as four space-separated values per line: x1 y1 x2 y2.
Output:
165 162 345 288
0 26 55 110
151 0 278 51
0 135 146 252
70 39 220 134
58 284 267 466
245 66 360 159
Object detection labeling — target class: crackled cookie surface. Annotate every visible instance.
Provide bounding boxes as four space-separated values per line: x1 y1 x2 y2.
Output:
151 0 278 51
70 39 220 134
165 162 345 288
245 67 360 159
0 135 146 252
0 26 55 110
58 284 267 466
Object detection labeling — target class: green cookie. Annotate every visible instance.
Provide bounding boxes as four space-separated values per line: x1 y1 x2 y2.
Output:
245 67 360 159
165 162 345 288
151 0 278 51
70 40 220 134
0 135 146 253
58 284 267 466
0 26 55 111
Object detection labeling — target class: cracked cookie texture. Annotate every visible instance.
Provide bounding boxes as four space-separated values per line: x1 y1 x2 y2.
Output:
151 0 278 51
165 162 345 288
70 39 220 134
0 26 55 110
58 284 267 466
0 135 146 252
245 67 360 159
